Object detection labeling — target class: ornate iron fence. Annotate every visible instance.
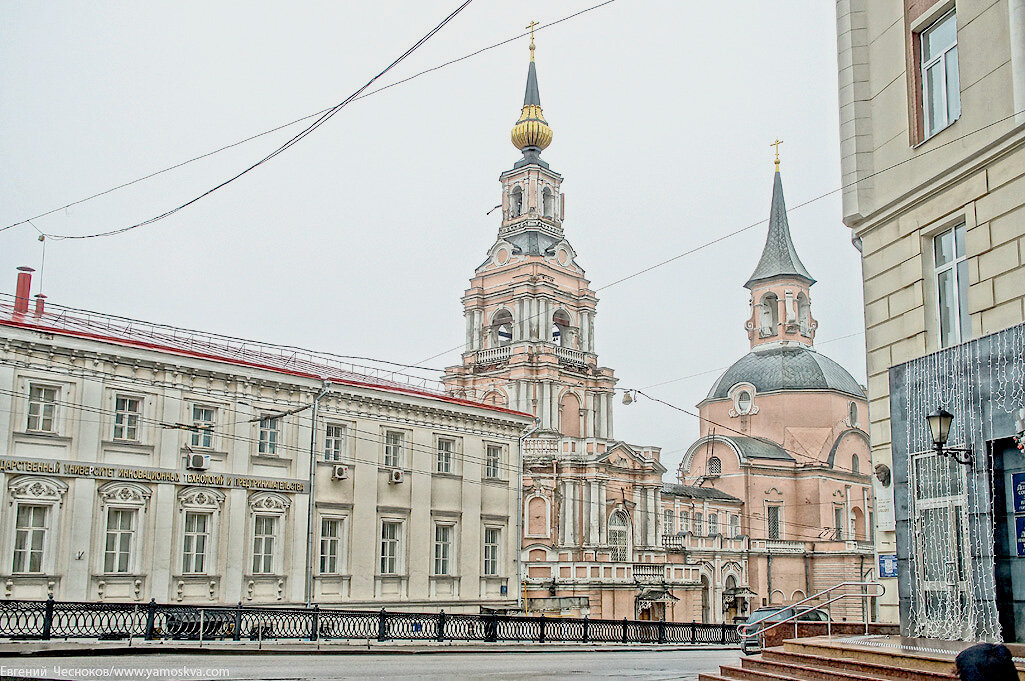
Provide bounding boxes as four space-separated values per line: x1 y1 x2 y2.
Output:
0 597 740 646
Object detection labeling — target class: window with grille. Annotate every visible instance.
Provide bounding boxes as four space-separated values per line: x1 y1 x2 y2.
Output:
104 508 136 574
436 438 454 473
324 424 347 462
434 524 453 575
483 527 500 576
258 417 280 455
767 505 782 540
27 385 58 433
485 444 502 479
191 405 215 449
707 456 722 477
609 511 629 562
384 431 404 468
182 511 210 574
319 517 342 574
113 395 142 441
13 505 46 574
380 521 401 574
252 515 276 574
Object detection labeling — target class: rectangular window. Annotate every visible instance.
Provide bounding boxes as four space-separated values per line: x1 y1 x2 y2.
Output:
485 444 502 479
708 512 719 536
483 527 500 576
436 438 454 474
13 505 47 574
182 511 210 574
258 417 280 455
319 517 342 574
113 395 142 441
920 10 960 139
694 512 704 536
380 520 401 575
191 405 215 449
663 510 674 534
767 505 782 540
104 508 136 574
324 424 347 462
252 515 276 574
834 506 846 541
679 511 690 533
730 514 741 538
434 524 453 575
384 431 404 468
934 223 970 348
26 385 58 433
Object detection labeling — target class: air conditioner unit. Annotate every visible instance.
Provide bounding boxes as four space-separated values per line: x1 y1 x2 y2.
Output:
331 464 350 480
389 469 405 484
186 453 210 471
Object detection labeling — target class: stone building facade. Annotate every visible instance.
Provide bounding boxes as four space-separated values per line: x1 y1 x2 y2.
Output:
836 0 1025 635
0 268 532 610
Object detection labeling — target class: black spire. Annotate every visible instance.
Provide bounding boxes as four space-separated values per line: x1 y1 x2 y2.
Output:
523 60 541 107
744 170 815 289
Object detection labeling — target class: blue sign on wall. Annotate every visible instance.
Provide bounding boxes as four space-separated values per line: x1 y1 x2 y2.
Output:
1013 472 1025 513
879 553 898 578
1016 517 1025 558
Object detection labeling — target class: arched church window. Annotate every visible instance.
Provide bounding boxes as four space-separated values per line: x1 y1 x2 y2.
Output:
797 293 811 336
492 310 513 347
848 401 859 427
608 511 629 562
707 456 722 477
552 310 571 347
759 293 779 337
509 186 523 218
851 454 860 475
542 188 554 218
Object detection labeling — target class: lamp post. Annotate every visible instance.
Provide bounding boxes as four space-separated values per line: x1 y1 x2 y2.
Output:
926 408 974 465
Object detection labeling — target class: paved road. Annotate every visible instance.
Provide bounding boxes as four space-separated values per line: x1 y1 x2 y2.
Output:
0 650 740 680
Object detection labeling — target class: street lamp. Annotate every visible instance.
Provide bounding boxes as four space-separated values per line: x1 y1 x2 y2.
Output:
926 408 974 465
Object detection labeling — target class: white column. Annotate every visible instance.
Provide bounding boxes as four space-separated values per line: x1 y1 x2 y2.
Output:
558 481 567 545
633 487 644 548
606 392 614 439
588 313 596 352
647 488 657 547
465 312 473 349
566 481 577 546
598 482 608 544
588 481 599 544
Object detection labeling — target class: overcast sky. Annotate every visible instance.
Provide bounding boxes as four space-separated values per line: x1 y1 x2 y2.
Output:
0 1 864 479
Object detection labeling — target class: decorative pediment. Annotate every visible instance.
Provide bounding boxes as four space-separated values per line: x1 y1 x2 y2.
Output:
177 487 225 510
8 476 68 503
97 482 151 507
249 491 290 512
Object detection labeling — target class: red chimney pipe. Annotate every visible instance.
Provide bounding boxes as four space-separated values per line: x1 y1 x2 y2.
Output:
34 294 46 316
14 267 34 314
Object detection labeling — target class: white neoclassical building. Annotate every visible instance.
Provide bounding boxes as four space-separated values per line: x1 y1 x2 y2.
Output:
0 268 532 610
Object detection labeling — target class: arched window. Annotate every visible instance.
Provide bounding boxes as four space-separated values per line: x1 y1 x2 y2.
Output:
509 186 523 218
851 453 860 475
759 293 779 337
552 310 571 347
707 456 722 477
542 187 554 217
797 293 811 335
848 401 859 427
608 511 629 562
559 392 581 438
527 496 549 537
852 507 866 541
491 309 513 347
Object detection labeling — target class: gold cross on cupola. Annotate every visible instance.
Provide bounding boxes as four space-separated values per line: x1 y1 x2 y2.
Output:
770 139 783 171
527 20 539 61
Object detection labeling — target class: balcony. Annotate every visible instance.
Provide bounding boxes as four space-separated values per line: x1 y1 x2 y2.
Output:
662 534 749 552
554 345 586 365
476 346 512 366
523 438 559 458
631 563 666 581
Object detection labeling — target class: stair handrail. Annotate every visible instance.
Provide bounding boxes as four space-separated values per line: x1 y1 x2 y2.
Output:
737 580 885 641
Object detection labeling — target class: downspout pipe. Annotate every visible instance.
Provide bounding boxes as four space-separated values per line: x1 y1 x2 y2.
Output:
517 418 541 612
304 380 331 607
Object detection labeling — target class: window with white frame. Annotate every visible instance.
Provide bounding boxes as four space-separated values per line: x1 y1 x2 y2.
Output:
319 517 344 574
182 511 211 574
434 523 454 576
663 509 674 534
694 512 704 536
679 510 690 533
252 514 276 574
13 505 47 574
608 511 629 562
920 10 960 139
934 223 969 348
708 512 719 535
485 444 502 479
104 508 136 574
767 504 782 540
436 437 454 474
834 505 846 541
379 520 402 575
483 527 501 576
384 431 404 468
324 424 347 462
26 384 58 433
113 395 142 441
191 405 215 449
730 514 741 538
258 416 280 455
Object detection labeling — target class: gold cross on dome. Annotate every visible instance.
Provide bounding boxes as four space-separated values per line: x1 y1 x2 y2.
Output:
770 139 783 169
527 20 539 60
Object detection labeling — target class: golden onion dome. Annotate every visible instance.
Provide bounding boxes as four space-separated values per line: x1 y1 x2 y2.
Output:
510 37 552 154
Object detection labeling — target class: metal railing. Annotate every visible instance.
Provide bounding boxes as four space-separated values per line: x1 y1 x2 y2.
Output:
737 581 885 641
1 596 741 646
